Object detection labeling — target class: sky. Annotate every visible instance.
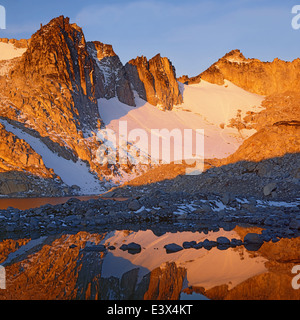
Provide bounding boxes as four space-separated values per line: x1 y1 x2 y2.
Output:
0 0 299 76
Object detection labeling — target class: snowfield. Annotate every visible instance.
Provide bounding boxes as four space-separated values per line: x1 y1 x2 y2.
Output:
98 80 264 162
0 42 27 61
0 74 264 190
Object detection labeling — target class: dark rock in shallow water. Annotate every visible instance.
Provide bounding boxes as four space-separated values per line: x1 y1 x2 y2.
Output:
244 242 263 251
216 236 230 245
127 242 142 254
230 238 243 247
193 242 203 249
66 198 81 205
182 241 197 249
244 233 263 244
120 244 129 251
244 233 264 251
120 242 141 254
164 243 183 253
83 244 106 252
202 239 217 250
216 236 231 250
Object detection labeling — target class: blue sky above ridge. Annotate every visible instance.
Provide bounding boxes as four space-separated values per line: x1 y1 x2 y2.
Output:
0 0 299 77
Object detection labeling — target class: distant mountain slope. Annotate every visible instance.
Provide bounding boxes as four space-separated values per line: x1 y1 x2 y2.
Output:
178 49 300 96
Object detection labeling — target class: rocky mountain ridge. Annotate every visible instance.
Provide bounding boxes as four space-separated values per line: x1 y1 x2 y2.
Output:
0 16 184 195
178 49 300 96
0 16 299 197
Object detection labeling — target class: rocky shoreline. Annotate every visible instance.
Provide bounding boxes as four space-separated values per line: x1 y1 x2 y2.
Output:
1 190 299 251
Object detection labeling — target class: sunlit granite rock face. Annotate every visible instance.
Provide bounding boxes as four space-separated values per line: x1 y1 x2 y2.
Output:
125 54 183 110
179 49 300 95
0 16 186 195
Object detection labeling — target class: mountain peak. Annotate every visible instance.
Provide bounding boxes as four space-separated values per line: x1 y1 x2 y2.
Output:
221 49 248 64
125 53 182 109
44 15 70 29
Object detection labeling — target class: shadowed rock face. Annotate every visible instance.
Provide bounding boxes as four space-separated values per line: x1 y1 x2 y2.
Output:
125 54 183 110
87 41 136 107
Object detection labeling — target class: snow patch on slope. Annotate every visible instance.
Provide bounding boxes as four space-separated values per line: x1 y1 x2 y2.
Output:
0 119 104 194
0 43 27 61
98 80 264 161
176 80 264 126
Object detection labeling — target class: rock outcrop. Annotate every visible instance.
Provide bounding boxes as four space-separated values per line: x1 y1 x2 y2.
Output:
0 17 299 196
9 16 101 132
125 54 183 110
0 38 30 49
0 16 109 193
224 123 300 164
87 41 135 106
179 49 300 95
0 123 53 178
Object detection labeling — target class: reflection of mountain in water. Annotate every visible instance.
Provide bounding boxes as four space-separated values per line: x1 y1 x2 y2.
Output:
0 227 299 300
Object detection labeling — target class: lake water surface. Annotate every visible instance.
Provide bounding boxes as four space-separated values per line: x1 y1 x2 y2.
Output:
0 196 129 210
0 226 299 300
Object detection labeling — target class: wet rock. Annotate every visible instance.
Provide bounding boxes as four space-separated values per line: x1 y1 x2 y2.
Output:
182 241 197 249
244 233 263 244
120 244 129 251
66 198 81 205
127 242 142 254
120 242 141 254
230 238 243 247
216 236 230 245
193 242 203 249
164 243 183 254
202 239 217 250
84 244 106 252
